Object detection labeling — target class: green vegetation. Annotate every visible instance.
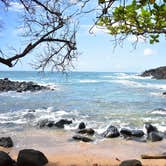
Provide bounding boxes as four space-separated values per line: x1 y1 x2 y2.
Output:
98 0 166 44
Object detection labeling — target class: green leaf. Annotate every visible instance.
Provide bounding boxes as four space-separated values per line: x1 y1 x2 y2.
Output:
98 0 105 4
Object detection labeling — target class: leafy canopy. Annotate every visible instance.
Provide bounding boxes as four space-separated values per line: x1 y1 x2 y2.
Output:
97 0 166 44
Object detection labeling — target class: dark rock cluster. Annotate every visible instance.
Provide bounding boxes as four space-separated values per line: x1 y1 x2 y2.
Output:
0 78 50 92
141 66 166 79
0 149 48 166
72 122 164 143
38 119 72 128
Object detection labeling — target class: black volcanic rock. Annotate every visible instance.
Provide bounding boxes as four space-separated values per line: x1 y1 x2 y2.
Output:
119 159 142 166
145 123 158 135
78 122 86 129
54 119 72 128
72 135 93 142
131 130 144 137
120 128 132 137
77 128 95 135
163 92 166 95
37 119 72 128
141 66 166 79
102 125 120 138
17 149 48 166
0 151 14 166
0 137 13 148
148 131 163 142
0 78 50 92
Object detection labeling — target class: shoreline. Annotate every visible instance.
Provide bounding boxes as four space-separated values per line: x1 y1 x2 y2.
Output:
1 129 166 166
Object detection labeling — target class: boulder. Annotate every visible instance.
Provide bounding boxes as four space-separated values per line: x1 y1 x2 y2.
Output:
54 119 72 128
72 135 93 142
148 131 163 142
145 123 158 134
0 137 13 148
78 122 86 129
37 119 53 128
77 128 95 135
119 159 142 166
140 66 166 79
37 119 72 128
120 128 132 137
102 125 120 138
17 149 48 166
0 151 14 166
131 130 144 137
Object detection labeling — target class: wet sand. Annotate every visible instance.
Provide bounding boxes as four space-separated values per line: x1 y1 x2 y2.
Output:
1 128 166 166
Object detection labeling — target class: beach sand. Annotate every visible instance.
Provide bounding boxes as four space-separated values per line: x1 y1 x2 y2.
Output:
1 128 166 166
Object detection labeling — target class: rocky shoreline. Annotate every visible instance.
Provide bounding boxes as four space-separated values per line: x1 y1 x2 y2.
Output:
37 119 165 143
0 78 53 92
141 66 166 79
0 120 165 166
141 66 166 96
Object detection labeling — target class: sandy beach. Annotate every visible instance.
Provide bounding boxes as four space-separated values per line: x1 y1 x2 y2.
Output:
1 128 166 166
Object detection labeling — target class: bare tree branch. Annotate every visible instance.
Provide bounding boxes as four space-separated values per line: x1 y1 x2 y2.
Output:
0 0 92 71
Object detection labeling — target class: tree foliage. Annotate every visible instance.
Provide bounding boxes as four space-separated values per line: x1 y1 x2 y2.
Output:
97 0 166 44
0 0 165 70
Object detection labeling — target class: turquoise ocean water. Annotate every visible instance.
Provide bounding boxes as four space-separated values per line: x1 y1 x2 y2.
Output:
0 71 166 134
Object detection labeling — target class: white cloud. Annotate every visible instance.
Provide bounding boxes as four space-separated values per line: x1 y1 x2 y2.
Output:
9 2 24 12
143 48 156 56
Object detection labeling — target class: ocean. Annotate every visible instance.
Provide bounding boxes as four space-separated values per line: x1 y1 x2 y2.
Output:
0 71 166 135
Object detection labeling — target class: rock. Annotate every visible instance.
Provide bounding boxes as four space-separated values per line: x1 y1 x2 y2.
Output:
148 131 163 142
54 119 72 128
163 92 166 95
141 66 166 79
119 159 142 166
102 125 120 138
17 149 48 166
153 108 166 112
0 78 50 92
77 128 95 135
28 109 36 113
37 119 72 128
72 135 93 142
0 137 13 148
78 122 86 129
131 130 144 137
145 123 158 134
37 119 50 128
47 121 55 128
120 128 132 137
0 151 14 166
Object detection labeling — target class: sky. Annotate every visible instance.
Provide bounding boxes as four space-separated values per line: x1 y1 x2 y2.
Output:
0 1 165 73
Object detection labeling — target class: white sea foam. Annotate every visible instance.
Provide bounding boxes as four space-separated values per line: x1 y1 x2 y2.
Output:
153 124 166 132
151 108 166 115
111 80 166 90
151 111 166 115
103 73 152 80
150 92 164 97
79 79 101 83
